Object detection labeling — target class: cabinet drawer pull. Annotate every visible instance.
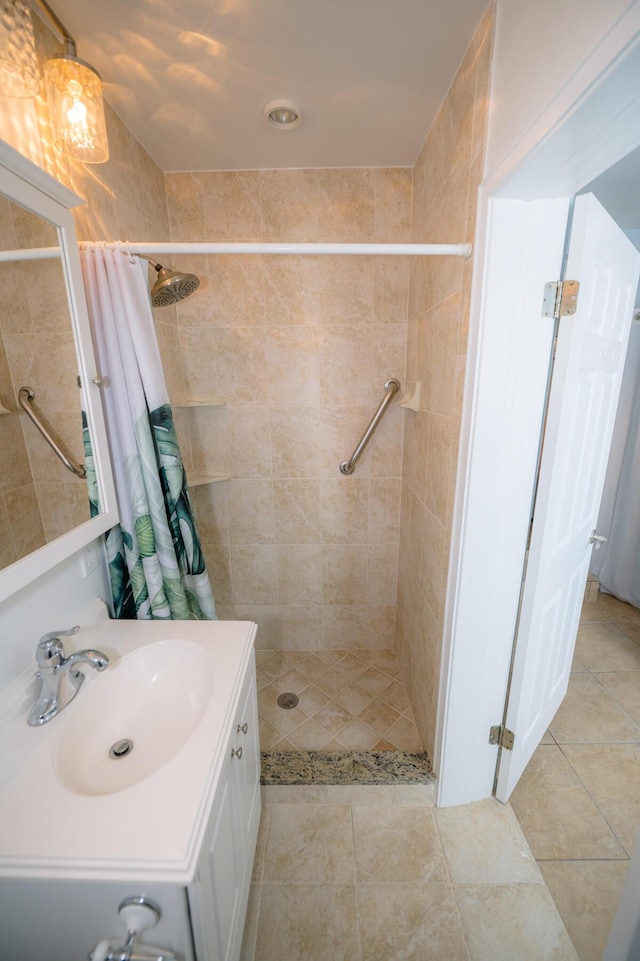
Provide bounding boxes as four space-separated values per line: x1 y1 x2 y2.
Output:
231 746 243 760
237 722 248 734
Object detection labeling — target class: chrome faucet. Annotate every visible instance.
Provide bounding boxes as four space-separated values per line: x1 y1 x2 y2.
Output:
28 626 109 726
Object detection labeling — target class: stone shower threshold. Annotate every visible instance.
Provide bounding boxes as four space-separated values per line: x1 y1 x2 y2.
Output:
260 750 434 785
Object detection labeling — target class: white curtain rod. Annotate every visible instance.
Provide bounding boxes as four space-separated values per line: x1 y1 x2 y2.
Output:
0 240 472 262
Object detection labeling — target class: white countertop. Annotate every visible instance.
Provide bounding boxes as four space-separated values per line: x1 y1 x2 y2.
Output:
0 602 257 883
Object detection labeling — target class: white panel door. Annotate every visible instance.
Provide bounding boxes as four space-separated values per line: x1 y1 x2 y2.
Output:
496 193 640 801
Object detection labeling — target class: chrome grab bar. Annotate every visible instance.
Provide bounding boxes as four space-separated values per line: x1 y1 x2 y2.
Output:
340 378 401 475
18 386 86 479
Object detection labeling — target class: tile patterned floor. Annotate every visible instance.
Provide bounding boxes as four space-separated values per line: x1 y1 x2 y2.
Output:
256 649 423 752
511 592 640 961
241 786 579 961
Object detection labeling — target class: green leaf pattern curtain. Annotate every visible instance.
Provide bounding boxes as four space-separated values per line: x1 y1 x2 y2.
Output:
80 244 216 620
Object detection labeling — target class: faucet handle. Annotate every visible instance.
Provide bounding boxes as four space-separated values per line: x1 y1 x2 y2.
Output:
36 626 80 666
39 626 81 645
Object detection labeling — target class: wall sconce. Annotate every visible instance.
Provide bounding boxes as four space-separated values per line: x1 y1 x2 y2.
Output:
0 0 40 97
44 37 108 164
35 0 109 164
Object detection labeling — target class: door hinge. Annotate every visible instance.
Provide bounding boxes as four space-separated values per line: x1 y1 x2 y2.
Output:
542 279 580 318
489 724 515 750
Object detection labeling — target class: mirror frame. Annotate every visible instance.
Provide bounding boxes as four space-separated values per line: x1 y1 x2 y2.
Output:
0 139 118 602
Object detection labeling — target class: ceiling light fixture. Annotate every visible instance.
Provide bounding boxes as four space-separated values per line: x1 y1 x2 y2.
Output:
264 99 302 130
0 0 40 98
34 0 109 164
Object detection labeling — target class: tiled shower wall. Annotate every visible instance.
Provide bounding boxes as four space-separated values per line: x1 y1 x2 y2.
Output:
164 169 412 649
395 7 494 756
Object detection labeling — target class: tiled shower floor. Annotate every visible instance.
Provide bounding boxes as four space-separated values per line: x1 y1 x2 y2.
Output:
256 649 423 752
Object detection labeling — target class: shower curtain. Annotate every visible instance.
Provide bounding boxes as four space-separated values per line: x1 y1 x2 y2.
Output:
80 244 216 620
591 320 640 608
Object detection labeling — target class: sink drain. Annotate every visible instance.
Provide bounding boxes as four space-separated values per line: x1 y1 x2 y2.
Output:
109 738 134 759
277 692 299 710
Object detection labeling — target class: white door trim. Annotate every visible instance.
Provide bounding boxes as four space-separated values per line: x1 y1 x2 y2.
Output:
435 194 569 806
487 4 640 201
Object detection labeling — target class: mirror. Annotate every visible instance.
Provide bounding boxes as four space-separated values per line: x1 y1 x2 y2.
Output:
0 140 117 602
0 197 92 560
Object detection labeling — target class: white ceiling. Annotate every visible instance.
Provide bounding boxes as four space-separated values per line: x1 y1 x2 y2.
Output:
46 0 488 172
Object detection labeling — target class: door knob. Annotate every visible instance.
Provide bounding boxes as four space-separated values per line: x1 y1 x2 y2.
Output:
589 530 607 547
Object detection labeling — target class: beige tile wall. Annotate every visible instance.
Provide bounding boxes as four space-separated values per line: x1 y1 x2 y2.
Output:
165 169 412 649
395 6 494 755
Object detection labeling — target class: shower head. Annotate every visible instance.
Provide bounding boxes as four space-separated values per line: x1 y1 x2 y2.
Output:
148 261 200 307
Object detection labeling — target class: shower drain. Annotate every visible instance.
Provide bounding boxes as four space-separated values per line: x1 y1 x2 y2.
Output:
109 738 134 759
277 692 299 710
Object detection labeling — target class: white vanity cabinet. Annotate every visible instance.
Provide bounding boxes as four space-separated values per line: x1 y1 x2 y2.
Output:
0 878 197 961
188 658 261 961
0 615 261 961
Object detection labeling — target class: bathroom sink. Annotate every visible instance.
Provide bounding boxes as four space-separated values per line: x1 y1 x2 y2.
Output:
55 638 214 795
0 606 257 876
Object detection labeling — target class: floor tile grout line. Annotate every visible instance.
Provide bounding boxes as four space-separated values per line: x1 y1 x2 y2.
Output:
353 885 364 961
254 875 575 886
245 798 274 961
554 741 633 858
588 668 640 731
586 669 640 673
534 855 630 862
596 604 640 636
556 663 640 740
244 881 263 961
258 879 361 888
431 811 474 961
574 652 640 678
431 805 456 888
577 629 640 668
550 738 640 745
348 805 365 961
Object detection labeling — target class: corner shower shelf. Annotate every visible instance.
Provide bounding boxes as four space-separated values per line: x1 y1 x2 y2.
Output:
174 397 227 409
188 471 231 487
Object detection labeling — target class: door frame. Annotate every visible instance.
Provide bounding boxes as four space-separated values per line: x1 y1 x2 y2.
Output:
436 13 640 808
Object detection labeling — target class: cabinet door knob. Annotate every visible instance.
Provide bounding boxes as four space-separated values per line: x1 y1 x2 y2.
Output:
231 746 243 760
237 722 248 734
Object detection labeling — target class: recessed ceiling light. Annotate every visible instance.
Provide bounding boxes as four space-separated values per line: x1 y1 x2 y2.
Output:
264 99 302 130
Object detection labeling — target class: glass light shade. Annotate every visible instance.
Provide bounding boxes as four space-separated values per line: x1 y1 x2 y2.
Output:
44 54 109 163
0 0 40 98
269 107 297 125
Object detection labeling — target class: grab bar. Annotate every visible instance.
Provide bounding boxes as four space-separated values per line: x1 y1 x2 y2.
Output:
18 386 86 479
340 378 401 475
